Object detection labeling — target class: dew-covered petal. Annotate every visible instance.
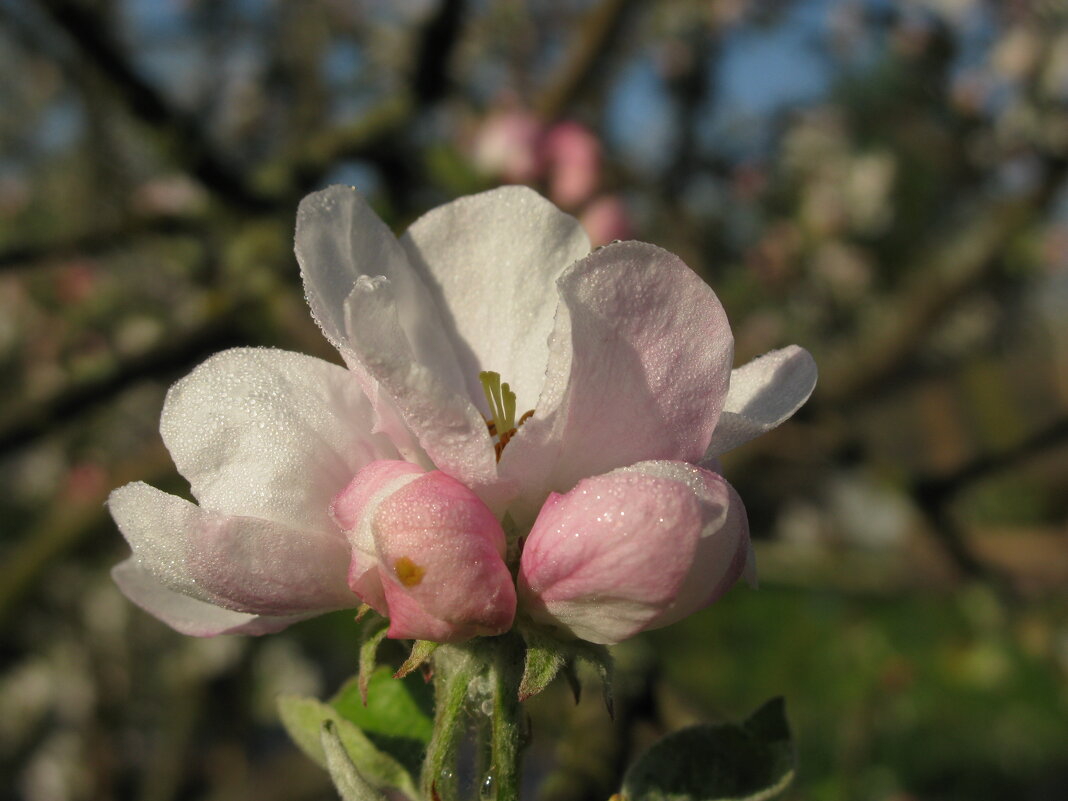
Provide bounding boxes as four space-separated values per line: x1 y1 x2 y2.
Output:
399 185 591 416
342 276 514 510
503 242 733 520
331 459 426 614
517 470 703 645
704 345 817 458
618 461 751 631
112 559 312 636
110 482 360 617
372 470 515 642
160 347 398 534
295 185 465 394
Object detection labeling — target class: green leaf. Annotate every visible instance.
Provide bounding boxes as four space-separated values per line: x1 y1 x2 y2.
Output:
332 666 434 777
277 694 419 800
320 720 388 801
620 697 795 801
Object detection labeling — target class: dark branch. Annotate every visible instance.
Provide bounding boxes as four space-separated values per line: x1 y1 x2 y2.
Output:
535 0 638 121
0 313 245 456
34 0 277 213
914 414 1068 505
0 215 203 273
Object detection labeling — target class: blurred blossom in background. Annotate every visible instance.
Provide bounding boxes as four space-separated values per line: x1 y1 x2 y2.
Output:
1 1 1067 800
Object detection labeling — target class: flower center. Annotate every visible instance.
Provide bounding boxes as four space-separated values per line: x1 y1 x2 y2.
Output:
479 371 534 461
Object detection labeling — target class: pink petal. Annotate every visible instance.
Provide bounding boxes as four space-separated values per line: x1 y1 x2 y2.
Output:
517 469 704 644
704 345 817 458
372 470 516 642
504 242 733 522
110 482 359 618
112 559 312 637
331 459 426 614
618 462 751 631
160 347 399 535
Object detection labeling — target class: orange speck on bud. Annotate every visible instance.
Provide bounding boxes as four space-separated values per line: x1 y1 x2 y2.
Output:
394 556 426 587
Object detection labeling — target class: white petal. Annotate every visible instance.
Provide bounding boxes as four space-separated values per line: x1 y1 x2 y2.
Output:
400 186 591 414
161 347 397 534
295 186 465 393
342 277 515 510
503 242 733 521
112 559 310 636
704 345 817 458
109 482 358 616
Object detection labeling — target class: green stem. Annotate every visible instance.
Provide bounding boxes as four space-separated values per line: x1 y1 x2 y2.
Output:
423 646 476 801
488 635 524 801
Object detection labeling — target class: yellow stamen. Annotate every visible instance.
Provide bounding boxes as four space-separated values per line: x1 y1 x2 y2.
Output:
394 557 426 587
479 371 534 461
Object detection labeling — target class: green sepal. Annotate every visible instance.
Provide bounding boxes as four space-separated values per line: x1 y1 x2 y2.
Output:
320 720 388 801
573 642 614 718
396 639 440 678
359 625 390 704
518 626 568 701
620 697 795 801
277 694 420 800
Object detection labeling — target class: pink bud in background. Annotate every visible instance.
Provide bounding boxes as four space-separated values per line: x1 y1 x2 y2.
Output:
517 460 751 645
580 194 634 246
543 121 602 208
332 460 517 642
471 109 544 184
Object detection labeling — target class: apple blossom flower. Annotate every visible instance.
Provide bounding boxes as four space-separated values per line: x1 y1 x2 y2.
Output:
109 184 816 644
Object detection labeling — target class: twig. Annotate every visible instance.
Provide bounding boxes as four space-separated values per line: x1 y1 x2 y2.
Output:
0 309 245 456
34 0 275 212
0 215 204 273
534 0 637 121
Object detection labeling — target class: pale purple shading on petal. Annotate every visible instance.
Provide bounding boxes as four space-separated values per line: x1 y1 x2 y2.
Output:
704 345 817 459
619 462 751 630
112 559 312 637
504 242 733 522
110 482 359 618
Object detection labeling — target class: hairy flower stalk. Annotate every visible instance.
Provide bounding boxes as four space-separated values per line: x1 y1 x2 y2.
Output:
109 185 816 800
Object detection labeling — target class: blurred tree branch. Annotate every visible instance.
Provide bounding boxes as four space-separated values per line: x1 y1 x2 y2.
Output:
34 0 278 213
535 0 637 121
0 301 246 456
0 440 173 630
0 214 204 273
819 157 1068 407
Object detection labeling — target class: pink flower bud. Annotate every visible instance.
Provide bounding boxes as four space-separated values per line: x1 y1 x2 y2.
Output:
332 460 516 642
517 461 750 645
